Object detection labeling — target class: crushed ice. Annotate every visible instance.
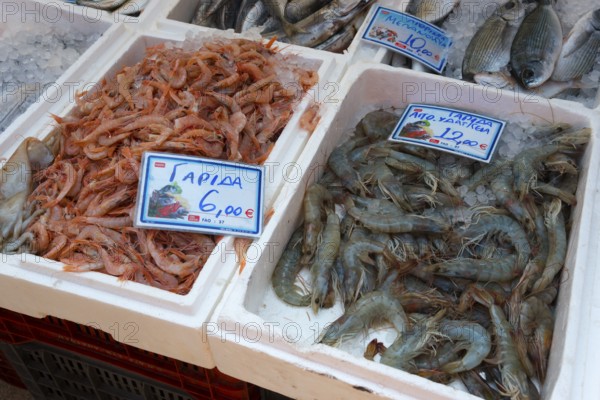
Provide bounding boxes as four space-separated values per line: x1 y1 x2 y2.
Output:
0 24 100 133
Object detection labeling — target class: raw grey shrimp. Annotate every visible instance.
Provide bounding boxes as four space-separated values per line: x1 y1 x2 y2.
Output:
390 234 419 261
384 150 460 198
319 289 409 346
512 127 590 200
491 170 535 232
544 152 579 175
508 199 549 325
327 136 369 194
271 229 310 307
436 319 491 374
399 289 454 314
302 183 333 260
349 142 394 164
458 370 498 400
536 285 558 305
310 212 340 312
396 143 439 163
413 341 460 371
381 244 419 278
532 199 566 293
462 159 510 191
347 206 450 234
533 183 577 206
457 214 532 270
358 110 400 141
357 160 412 211
404 185 460 209
458 282 511 313
332 257 346 303
472 288 540 400
342 238 385 303
380 310 446 371
423 254 520 283
346 195 403 215
518 296 553 381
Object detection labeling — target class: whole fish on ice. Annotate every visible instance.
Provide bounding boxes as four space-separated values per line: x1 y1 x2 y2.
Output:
552 8 600 81
462 0 530 82
510 0 563 89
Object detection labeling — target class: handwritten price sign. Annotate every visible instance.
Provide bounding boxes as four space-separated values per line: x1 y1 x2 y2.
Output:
389 104 506 162
134 152 264 237
361 6 452 73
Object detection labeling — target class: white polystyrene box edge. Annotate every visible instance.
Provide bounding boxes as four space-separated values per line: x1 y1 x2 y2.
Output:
211 63 599 400
0 25 340 367
564 115 600 400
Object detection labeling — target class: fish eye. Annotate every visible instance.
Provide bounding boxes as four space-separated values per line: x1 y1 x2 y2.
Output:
522 69 535 80
505 2 515 9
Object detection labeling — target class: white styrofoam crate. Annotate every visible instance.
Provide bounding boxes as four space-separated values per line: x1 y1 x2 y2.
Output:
0 0 120 136
0 25 339 368
210 63 600 399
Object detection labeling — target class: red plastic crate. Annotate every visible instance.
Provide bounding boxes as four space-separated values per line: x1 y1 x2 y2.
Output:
0 346 26 389
0 307 260 400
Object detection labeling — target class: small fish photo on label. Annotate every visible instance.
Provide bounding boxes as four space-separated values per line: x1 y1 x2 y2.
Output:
361 6 453 73
134 152 265 237
390 104 506 163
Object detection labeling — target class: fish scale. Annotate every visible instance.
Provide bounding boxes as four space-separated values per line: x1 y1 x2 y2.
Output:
463 21 508 79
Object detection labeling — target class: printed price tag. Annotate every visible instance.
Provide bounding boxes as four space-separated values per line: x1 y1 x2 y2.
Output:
389 104 505 162
134 152 265 237
361 6 452 73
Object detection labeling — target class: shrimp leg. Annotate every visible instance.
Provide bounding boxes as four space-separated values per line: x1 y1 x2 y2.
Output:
491 171 535 232
438 319 491 373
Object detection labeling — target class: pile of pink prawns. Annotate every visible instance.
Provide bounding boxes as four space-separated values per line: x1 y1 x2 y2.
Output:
25 38 318 294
